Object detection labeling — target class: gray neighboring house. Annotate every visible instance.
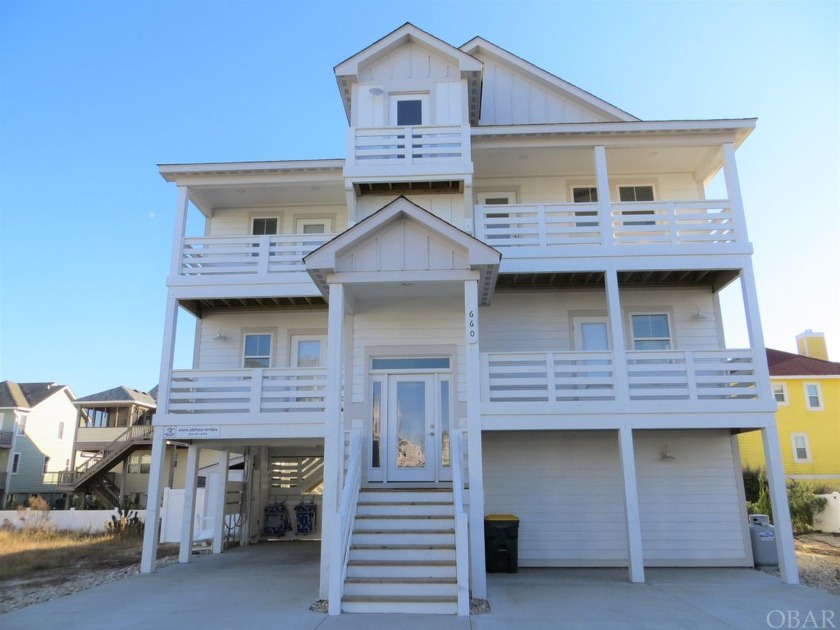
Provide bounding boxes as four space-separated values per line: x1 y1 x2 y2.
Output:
0 381 78 508
59 386 158 508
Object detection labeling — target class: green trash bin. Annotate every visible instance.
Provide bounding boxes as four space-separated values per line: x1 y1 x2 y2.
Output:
484 514 519 573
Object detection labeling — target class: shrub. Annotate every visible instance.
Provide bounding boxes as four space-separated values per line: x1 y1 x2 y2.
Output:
106 509 144 540
744 468 829 534
16 496 54 534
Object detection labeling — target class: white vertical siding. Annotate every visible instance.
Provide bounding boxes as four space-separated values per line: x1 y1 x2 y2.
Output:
483 431 629 566
356 194 465 231
635 430 751 565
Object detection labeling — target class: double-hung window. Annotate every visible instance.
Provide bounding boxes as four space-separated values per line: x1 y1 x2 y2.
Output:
478 192 516 241
804 383 823 410
631 314 671 350
791 434 811 463
572 186 599 229
618 185 656 226
772 383 788 405
244 334 272 368
252 217 278 236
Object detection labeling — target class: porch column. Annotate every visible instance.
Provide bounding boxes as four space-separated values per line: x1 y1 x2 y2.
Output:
168 185 190 279
618 426 644 582
722 143 751 243
320 282 345 599
178 443 200 563
739 266 773 403
605 268 629 401
465 279 487 598
761 425 799 584
211 449 229 554
239 447 254 546
594 146 612 246
140 428 167 573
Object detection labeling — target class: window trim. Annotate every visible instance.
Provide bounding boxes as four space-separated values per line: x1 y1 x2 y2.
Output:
294 217 333 235
629 312 673 351
772 382 788 406
791 433 812 463
242 332 274 368
804 382 823 410
389 93 430 126
249 213 282 236
290 334 327 368
11 452 20 474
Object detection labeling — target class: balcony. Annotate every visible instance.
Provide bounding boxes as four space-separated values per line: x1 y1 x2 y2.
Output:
475 200 750 267
160 368 327 424
344 124 472 179
0 430 12 447
169 233 333 291
481 348 767 415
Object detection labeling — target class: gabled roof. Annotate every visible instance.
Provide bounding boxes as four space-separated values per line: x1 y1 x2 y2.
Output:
767 349 840 377
74 386 157 408
460 36 638 123
0 381 70 409
334 22 484 124
305 196 501 305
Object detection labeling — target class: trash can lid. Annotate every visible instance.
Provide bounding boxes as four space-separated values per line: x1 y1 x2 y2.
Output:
485 514 519 521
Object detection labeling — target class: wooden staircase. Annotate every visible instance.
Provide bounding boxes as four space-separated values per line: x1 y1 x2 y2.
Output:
342 486 458 614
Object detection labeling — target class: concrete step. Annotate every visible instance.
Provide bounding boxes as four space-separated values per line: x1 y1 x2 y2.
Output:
344 577 457 598
359 489 453 504
354 515 454 531
352 530 455 546
346 560 456 580
342 595 458 615
356 501 454 517
349 544 456 563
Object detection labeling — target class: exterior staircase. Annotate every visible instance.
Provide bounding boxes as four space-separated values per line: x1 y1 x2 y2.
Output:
342 486 458 614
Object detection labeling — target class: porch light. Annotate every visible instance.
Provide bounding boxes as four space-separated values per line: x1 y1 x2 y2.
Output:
691 308 708 320
660 445 675 461
369 84 385 96
214 329 227 341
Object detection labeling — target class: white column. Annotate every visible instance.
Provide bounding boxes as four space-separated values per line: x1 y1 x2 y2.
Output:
155 296 180 417
179 444 200 562
168 185 191 279
618 427 645 583
465 279 487 598
239 448 254 546
761 425 799 584
722 143 751 243
320 283 345 599
594 146 612 245
739 266 773 402
211 449 229 554
140 428 167 573
605 268 629 401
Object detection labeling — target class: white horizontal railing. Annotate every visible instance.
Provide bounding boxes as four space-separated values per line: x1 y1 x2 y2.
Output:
167 368 327 416
481 349 757 404
350 125 466 165
329 427 363 616
475 200 740 250
179 234 333 277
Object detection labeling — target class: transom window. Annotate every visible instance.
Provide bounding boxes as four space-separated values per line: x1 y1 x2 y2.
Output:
252 217 278 235
244 334 272 368
805 383 823 410
371 358 450 371
772 383 788 405
791 434 811 463
631 314 671 350
295 218 332 235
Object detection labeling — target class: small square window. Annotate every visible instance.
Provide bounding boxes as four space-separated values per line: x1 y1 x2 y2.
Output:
396 100 423 126
772 383 788 405
805 383 823 410
252 218 278 235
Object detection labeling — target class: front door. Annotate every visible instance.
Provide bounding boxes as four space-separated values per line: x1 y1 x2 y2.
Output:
387 375 437 482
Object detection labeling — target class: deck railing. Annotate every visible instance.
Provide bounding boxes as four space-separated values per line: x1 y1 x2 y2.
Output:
475 200 741 250
349 125 467 165
0 431 13 447
482 349 758 404
451 430 470 616
167 368 327 416
329 427 363 615
178 234 333 278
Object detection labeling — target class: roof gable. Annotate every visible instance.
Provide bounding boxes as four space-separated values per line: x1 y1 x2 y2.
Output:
460 37 638 124
0 381 69 409
75 385 157 407
335 23 483 124
305 196 500 304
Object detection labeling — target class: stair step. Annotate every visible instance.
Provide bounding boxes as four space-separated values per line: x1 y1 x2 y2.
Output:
347 560 456 579
350 545 456 562
342 595 458 615
359 490 453 504
357 502 453 517
355 516 454 531
344 577 457 598
352 531 454 546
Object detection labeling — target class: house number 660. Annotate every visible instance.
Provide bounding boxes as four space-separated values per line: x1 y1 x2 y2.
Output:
467 310 477 344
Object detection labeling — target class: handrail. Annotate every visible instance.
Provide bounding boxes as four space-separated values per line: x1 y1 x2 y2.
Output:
328 427 363 615
451 430 470 616
72 424 154 486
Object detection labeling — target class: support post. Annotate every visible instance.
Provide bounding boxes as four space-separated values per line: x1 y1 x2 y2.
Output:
605 268 629 400
594 146 612 246
168 185 191 279
179 444 200 563
140 428 167 573
761 425 799 584
465 279 487 598
739 266 773 402
618 426 645 583
240 448 254 546
722 143 751 244
320 283 345 599
211 449 229 554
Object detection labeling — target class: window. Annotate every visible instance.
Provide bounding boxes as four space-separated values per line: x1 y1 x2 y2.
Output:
12 453 20 474
477 192 516 240
572 186 599 228
390 94 428 126
618 185 656 226
295 218 332 235
43 456 50 474
791 434 811 463
58 421 65 439
251 217 278 235
805 383 823 410
291 336 325 368
128 454 151 474
772 383 788 405
17 414 27 435
631 314 671 350
243 334 272 368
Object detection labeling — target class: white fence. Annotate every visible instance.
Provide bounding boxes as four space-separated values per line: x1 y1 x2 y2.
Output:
815 493 840 533
0 509 147 532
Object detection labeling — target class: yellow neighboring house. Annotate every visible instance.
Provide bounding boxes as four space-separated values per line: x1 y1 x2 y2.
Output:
740 331 840 488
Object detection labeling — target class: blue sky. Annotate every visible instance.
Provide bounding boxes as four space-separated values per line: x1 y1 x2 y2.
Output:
1 1 838 397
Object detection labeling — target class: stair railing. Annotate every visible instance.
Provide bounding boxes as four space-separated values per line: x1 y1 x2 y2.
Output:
328 427 363 615
73 424 154 487
452 429 470 616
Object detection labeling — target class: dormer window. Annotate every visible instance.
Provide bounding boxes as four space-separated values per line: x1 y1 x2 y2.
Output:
390 94 429 126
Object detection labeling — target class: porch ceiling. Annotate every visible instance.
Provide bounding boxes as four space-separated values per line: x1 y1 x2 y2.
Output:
494 269 739 291
179 296 327 318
